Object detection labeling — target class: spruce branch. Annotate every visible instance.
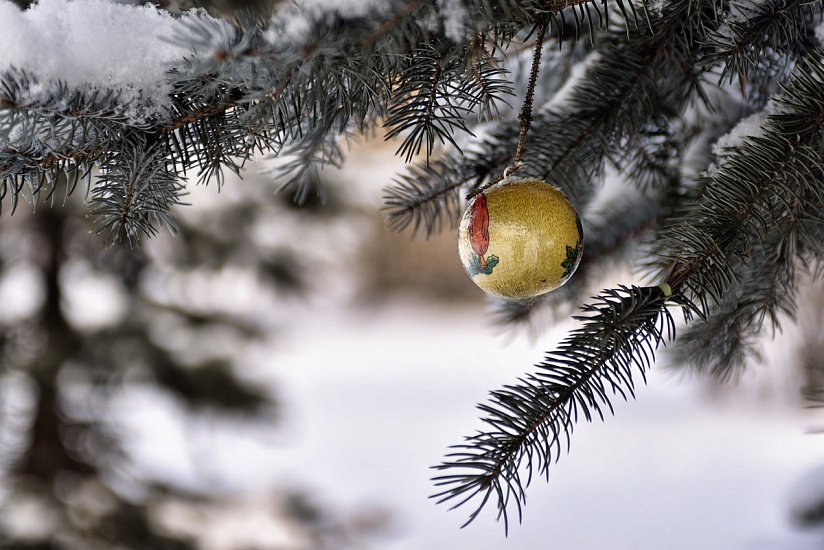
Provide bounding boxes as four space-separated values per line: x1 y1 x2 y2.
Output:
670 228 799 380
0 148 94 215
0 68 138 211
661 50 824 310
271 129 345 204
523 2 703 195
383 156 468 237
384 42 476 162
653 50 824 377
90 137 186 246
463 41 516 122
614 111 690 190
703 0 822 87
433 285 696 530
0 68 143 143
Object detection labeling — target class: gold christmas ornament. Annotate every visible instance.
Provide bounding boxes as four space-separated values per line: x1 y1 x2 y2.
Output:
458 177 583 300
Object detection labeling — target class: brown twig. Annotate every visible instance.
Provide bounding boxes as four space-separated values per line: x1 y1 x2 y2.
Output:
361 0 423 48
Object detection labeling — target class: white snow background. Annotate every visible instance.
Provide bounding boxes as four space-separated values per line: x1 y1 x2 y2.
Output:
116 296 824 550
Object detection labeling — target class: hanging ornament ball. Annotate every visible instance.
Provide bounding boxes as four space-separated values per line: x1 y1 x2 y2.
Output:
458 177 583 300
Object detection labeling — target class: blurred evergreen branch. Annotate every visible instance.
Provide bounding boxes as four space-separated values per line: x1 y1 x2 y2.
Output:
0 168 375 547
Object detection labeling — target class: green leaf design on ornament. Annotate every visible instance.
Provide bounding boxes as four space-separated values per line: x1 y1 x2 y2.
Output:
467 253 499 276
561 244 580 279
483 255 499 274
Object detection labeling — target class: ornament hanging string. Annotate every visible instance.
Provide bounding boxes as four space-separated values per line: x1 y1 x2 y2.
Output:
510 18 547 174
468 17 549 199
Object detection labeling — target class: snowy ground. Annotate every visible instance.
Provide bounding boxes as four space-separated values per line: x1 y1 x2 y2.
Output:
120 297 824 550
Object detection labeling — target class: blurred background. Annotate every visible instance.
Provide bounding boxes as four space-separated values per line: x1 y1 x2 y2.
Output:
1 135 824 550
